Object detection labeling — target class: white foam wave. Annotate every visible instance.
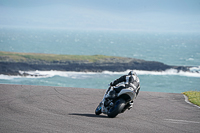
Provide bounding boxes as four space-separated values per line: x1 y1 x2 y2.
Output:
0 74 43 80
0 75 21 80
103 69 200 77
0 68 200 80
138 69 200 77
190 66 200 72
19 68 200 78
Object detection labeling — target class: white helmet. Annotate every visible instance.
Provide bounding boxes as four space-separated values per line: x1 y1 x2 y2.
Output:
128 70 136 76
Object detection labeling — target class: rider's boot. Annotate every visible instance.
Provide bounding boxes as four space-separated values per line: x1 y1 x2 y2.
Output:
105 87 116 99
106 90 116 99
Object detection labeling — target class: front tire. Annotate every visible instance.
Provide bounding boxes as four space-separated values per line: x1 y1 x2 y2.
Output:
95 104 102 115
107 99 126 118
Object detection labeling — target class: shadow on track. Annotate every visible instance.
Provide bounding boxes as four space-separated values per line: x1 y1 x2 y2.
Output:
69 113 108 118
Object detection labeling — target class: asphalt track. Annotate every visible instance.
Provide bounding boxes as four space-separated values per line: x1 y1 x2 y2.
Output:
0 84 200 133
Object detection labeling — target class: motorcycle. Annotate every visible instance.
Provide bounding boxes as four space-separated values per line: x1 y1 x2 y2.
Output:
95 83 137 118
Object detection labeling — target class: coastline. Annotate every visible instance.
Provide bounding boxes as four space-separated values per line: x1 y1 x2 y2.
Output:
0 51 191 76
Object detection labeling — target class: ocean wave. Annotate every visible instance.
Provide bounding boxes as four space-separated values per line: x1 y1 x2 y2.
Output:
0 68 200 80
103 69 200 77
0 75 22 80
136 69 200 77
190 66 200 72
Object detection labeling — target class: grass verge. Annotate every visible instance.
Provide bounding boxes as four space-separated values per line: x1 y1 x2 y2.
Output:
182 91 200 107
0 51 122 63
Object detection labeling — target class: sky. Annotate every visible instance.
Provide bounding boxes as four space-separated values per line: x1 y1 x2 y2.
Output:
0 0 200 32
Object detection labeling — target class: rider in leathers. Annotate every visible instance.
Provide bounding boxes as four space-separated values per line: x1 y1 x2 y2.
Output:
106 70 140 109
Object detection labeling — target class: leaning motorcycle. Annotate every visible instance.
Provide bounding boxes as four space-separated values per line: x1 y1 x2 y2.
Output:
95 83 137 118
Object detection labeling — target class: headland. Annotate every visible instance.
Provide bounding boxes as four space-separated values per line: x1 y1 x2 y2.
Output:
0 51 190 76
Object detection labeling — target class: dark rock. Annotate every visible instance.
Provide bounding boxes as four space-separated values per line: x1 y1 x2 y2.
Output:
0 58 191 76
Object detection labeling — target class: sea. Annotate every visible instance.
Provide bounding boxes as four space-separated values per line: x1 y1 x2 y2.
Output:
0 27 200 93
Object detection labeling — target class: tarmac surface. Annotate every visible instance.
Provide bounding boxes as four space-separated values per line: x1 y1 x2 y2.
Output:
0 84 200 133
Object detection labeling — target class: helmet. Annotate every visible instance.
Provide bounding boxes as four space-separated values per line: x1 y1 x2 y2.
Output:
128 70 136 75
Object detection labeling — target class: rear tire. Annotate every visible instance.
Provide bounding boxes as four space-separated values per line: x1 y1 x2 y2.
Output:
107 99 126 118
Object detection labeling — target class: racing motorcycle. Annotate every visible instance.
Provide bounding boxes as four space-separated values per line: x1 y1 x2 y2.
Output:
95 83 137 118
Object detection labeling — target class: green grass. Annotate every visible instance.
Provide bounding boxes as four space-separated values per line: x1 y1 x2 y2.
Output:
0 51 123 63
182 91 200 107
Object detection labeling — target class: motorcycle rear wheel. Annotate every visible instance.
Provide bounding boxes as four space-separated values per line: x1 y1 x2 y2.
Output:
107 98 126 118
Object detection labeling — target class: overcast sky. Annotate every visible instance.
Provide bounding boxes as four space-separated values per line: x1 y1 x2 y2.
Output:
0 0 200 32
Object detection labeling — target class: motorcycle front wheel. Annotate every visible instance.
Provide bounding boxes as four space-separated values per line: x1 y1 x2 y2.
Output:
107 98 126 118
95 104 102 115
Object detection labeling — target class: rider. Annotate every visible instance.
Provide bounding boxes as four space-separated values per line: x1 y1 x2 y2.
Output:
106 70 140 109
